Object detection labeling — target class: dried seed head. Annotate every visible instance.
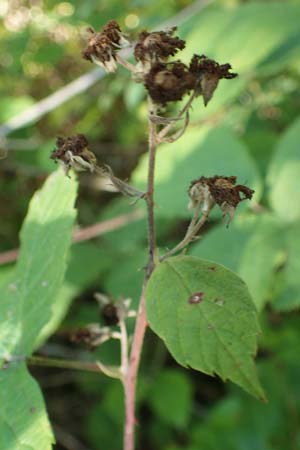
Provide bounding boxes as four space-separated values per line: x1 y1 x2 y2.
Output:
189 175 254 223
144 61 196 105
50 134 97 176
82 21 129 72
134 27 185 67
189 55 238 105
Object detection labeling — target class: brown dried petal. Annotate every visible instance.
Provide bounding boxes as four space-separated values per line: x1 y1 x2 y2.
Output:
189 55 238 105
144 62 196 105
134 27 185 63
189 175 254 219
82 21 128 72
50 134 97 175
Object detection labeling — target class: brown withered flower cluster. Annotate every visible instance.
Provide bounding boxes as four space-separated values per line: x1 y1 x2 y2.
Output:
133 28 237 105
82 20 129 72
50 134 97 176
188 175 254 223
82 20 238 106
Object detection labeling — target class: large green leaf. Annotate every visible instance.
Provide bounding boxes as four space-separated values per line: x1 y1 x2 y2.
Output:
132 126 261 218
0 170 77 449
0 169 77 360
0 364 54 450
267 117 300 222
146 256 265 400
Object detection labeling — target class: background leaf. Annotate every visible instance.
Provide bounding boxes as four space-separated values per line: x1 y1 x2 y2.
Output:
267 116 300 222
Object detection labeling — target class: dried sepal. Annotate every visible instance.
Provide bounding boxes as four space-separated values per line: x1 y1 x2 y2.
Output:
188 175 254 224
100 165 146 199
144 61 195 105
82 21 129 73
50 134 97 176
70 324 118 350
189 55 238 106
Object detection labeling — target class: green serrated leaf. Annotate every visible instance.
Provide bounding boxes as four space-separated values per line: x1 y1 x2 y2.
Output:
267 116 300 222
0 169 77 361
0 363 54 450
146 256 265 400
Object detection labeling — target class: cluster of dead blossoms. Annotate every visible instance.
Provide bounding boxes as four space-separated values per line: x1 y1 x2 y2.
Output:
51 20 253 241
81 20 237 106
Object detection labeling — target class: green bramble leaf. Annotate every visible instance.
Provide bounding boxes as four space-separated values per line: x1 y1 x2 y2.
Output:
146 256 265 401
0 168 78 450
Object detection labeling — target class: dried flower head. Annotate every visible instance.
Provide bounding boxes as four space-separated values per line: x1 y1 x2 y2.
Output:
144 61 196 105
189 175 254 223
82 21 129 72
134 27 185 67
189 55 238 105
50 134 97 176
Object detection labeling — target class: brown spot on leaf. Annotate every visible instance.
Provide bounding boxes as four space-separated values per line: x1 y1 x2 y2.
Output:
208 266 216 271
188 292 205 304
30 407 36 414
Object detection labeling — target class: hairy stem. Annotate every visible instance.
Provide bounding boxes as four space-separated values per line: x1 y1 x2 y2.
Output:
123 96 158 450
145 97 158 276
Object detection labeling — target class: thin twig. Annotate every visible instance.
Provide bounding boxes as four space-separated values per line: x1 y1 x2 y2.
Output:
157 90 197 142
27 355 103 373
120 318 129 380
53 424 92 450
0 210 144 266
160 206 211 261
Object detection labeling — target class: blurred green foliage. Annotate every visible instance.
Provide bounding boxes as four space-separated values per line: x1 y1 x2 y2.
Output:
1 0 300 449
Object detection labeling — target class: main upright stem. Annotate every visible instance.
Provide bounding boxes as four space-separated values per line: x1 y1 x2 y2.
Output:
123 97 158 450
145 97 158 276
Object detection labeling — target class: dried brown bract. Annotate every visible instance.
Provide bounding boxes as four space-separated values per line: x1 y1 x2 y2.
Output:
82 20 129 72
144 61 195 105
70 324 112 350
134 27 185 67
189 175 254 223
50 134 97 176
189 55 238 105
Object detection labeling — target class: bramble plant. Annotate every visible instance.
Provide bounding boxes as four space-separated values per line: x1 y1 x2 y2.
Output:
0 19 266 450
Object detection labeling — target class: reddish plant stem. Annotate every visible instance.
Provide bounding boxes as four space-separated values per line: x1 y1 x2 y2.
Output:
123 290 147 450
123 97 158 450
